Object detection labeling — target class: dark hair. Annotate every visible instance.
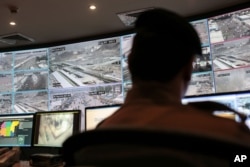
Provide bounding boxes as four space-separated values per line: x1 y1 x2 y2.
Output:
128 8 201 82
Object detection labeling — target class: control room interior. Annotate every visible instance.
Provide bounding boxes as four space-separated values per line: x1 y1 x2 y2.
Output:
0 0 250 166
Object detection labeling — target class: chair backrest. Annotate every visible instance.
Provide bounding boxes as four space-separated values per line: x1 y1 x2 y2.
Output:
62 127 250 167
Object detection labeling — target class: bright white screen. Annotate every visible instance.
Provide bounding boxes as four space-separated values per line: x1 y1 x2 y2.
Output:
85 106 120 130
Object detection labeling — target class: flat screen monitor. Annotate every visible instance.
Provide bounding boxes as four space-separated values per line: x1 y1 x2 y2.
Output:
0 113 34 147
183 6 250 97
32 110 81 147
85 104 121 131
182 92 250 128
182 92 250 115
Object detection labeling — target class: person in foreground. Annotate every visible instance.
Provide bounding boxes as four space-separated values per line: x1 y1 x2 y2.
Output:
97 8 250 142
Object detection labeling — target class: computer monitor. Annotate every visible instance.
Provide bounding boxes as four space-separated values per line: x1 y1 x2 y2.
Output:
85 104 121 131
182 92 250 128
0 113 34 147
32 110 81 147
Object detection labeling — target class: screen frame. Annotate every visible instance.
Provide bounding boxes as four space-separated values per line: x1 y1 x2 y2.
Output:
85 104 121 131
0 112 35 147
32 110 81 148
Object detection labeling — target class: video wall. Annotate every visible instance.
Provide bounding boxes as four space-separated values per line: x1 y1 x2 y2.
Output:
187 9 250 96
0 6 250 130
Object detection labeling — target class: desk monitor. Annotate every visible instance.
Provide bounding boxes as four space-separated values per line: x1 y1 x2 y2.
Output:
182 92 250 128
33 110 81 147
0 113 34 147
85 104 121 131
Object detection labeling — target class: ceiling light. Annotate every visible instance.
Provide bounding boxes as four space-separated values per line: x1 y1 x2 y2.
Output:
10 21 16 26
8 5 18 26
89 5 96 10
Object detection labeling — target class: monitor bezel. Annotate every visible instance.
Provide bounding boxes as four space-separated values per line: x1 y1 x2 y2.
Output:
32 110 81 148
0 112 35 147
84 104 122 130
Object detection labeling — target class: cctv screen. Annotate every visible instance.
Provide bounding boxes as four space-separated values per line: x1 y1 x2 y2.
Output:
85 105 121 131
0 113 34 147
0 5 249 130
33 110 81 147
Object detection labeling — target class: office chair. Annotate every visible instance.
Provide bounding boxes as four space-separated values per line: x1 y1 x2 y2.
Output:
62 127 250 167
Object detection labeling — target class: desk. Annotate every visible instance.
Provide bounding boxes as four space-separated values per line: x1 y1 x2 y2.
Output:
13 161 30 167
0 148 63 167
13 161 64 167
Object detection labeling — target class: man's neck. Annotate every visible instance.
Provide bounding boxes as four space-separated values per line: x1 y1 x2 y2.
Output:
125 80 184 105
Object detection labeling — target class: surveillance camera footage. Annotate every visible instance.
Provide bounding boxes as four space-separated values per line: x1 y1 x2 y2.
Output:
0 6 249 131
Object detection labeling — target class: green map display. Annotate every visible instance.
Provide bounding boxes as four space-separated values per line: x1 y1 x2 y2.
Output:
0 121 20 137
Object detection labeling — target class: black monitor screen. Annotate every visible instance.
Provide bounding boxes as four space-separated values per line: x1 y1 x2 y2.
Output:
85 104 121 131
0 113 34 147
33 110 81 147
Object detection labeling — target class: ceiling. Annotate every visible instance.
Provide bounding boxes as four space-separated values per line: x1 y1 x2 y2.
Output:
0 0 249 51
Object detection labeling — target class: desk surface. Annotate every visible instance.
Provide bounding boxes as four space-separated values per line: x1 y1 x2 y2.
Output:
1 148 63 167
13 161 64 167
13 161 30 167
